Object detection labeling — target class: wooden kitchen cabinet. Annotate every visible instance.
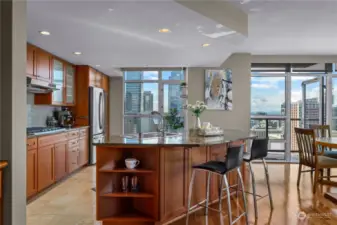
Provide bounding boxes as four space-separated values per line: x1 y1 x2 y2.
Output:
38 145 54 191
65 63 76 105
35 48 52 82
27 149 38 198
78 136 89 167
51 58 65 104
54 141 68 181
95 71 102 87
102 74 109 92
26 44 35 77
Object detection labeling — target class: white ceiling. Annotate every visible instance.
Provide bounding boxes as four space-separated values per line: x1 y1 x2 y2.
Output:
27 0 243 76
233 0 337 55
27 0 337 76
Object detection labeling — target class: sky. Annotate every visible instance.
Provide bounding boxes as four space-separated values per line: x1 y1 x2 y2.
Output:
251 75 321 115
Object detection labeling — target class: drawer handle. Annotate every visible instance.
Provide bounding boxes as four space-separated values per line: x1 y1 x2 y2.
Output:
27 142 35 146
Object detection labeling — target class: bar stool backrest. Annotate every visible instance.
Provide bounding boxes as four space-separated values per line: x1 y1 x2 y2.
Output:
225 145 244 171
250 139 269 160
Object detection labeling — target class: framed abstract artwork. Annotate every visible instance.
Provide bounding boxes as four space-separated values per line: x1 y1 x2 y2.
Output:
205 69 233 110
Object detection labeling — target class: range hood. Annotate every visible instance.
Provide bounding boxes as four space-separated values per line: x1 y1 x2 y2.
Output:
27 77 58 94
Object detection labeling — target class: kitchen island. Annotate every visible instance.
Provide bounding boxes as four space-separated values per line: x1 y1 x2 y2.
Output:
94 130 255 225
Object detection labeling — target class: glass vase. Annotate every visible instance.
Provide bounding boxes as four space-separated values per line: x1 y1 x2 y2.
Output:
194 116 201 129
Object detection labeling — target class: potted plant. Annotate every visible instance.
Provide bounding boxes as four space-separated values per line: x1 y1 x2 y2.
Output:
180 82 187 88
164 108 184 132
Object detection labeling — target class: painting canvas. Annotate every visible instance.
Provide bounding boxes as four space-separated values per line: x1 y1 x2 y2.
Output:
205 69 233 110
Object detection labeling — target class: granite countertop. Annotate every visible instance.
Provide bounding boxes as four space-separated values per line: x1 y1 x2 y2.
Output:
93 129 256 147
27 126 89 138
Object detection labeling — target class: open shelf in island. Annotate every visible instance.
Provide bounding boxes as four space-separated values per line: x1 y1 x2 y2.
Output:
101 192 155 198
96 146 159 224
101 211 155 222
99 167 154 174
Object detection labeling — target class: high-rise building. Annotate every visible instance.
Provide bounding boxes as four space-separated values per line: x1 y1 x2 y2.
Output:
290 101 301 151
125 83 142 114
143 91 154 112
168 72 182 112
304 98 319 128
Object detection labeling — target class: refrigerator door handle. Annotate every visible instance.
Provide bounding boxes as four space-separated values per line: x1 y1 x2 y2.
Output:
98 92 102 129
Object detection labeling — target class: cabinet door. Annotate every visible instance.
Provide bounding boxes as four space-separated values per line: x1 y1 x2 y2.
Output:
65 64 75 105
35 48 51 82
54 141 67 181
52 59 64 104
38 145 54 191
95 71 102 87
102 75 109 92
27 149 38 198
26 45 35 77
67 147 79 173
78 136 89 166
89 68 96 87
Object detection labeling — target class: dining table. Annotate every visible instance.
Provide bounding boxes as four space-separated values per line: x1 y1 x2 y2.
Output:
316 137 337 204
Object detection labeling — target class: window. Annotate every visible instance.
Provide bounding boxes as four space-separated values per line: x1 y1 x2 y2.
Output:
251 76 285 116
123 69 185 134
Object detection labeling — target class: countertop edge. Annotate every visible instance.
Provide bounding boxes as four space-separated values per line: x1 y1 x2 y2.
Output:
27 126 90 138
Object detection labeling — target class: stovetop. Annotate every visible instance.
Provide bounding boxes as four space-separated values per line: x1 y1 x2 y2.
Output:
27 127 66 136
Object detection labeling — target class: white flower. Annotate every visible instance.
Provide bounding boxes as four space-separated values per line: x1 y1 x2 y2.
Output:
196 101 201 105
187 104 192 109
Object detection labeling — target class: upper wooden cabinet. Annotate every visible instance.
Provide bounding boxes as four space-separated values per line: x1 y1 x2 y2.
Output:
35 48 52 82
26 44 35 77
65 64 75 105
51 58 65 104
102 74 109 92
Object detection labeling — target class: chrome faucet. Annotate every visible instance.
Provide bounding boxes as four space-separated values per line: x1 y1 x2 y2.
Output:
151 111 165 137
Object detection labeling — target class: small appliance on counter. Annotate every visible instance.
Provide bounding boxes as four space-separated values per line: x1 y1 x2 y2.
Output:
56 107 75 128
46 116 58 127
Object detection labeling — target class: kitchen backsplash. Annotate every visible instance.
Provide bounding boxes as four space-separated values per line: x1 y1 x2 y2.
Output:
27 93 61 127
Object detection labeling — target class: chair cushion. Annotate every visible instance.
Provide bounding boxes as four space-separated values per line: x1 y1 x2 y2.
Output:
317 156 337 168
193 161 229 174
323 150 337 159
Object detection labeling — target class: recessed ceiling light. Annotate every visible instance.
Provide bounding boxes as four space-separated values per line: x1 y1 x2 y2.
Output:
96 65 100 67
73 52 82 55
108 8 114 12
240 0 251 4
39 31 50 36
202 43 210 47
159 28 171 33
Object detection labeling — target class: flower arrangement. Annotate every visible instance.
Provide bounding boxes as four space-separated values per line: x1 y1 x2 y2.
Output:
187 101 207 117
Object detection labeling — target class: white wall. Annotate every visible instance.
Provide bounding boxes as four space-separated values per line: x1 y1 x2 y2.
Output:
187 53 251 132
109 77 123 135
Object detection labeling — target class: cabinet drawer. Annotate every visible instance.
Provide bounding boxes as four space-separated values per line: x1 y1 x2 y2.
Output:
68 130 79 139
67 150 79 173
38 133 67 147
68 139 79 149
68 145 80 153
27 138 37 150
79 128 88 137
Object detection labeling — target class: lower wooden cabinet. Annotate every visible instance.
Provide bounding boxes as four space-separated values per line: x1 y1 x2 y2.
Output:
27 149 38 198
78 136 89 166
54 141 68 181
67 147 79 173
37 145 55 192
27 127 89 199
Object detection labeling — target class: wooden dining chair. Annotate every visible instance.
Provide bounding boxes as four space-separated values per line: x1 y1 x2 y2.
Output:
295 128 337 193
310 124 337 159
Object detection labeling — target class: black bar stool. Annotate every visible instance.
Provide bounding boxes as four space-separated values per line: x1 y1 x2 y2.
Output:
186 145 248 225
243 138 273 219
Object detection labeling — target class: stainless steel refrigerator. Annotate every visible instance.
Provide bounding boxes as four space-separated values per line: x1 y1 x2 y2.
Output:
89 87 106 164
